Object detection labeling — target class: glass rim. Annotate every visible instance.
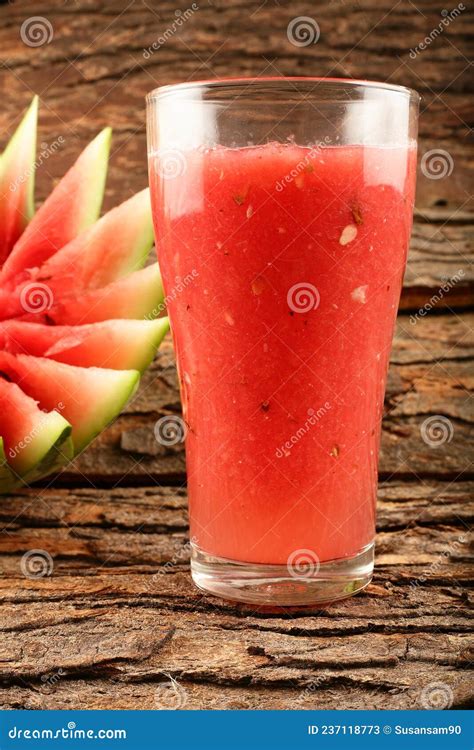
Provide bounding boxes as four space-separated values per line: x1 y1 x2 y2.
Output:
146 76 420 104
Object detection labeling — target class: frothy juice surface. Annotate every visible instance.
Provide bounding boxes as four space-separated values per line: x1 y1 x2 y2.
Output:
151 143 416 565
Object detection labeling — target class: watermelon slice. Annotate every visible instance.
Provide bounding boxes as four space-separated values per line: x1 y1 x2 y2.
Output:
3 189 155 319
1 318 169 371
0 375 72 477
0 97 38 265
0 99 168 492
0 352 139 454
1 126 111 284
44 263 164 325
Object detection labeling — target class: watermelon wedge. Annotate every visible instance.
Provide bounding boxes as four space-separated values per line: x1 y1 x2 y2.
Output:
0 97 38 265
1 127 111 284
0 99 168 492
1 318 169 371
0 375 72 477
44 263 164 325
3 189 155 319
0 352 139 454
34 188 154 289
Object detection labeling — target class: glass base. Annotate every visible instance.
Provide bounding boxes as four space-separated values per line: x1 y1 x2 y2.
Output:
191 542 374 606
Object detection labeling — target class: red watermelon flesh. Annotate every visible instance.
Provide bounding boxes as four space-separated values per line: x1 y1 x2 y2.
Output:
0 99 168 492
0 352 140 454
0 375 72 477
1 318 169 371
42 263 164 325
1 127 111 285
2 188 155 320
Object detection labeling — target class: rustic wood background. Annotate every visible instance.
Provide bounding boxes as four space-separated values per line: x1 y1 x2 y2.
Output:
0 0 472 711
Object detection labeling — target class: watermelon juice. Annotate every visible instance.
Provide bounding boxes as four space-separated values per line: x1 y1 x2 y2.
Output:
147 77 419 603
151 144 416 554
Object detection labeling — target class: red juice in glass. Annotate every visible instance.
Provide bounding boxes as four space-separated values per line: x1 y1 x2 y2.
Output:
147 78 419 605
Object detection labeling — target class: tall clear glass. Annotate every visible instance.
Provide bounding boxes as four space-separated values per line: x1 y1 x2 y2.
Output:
147 78 419 605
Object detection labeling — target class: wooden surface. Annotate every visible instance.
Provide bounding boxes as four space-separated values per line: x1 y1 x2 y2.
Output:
0 0 472 711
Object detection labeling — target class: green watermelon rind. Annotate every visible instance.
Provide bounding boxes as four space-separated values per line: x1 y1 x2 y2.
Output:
0 437 17 493
0 102 169 490
72 368 141 456
0 412 73 494
1 125 112 284
0 96 38 225
0 97 38 264
22 432 74 486
114 317 169 373
5 408 72 477
77 127 111 232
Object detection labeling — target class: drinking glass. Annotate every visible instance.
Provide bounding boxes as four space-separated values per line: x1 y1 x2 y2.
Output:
147 78 419 605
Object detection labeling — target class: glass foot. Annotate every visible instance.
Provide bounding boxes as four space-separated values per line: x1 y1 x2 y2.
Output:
191 542 374 606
